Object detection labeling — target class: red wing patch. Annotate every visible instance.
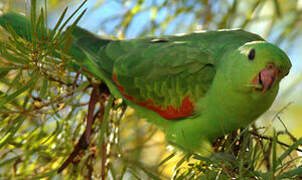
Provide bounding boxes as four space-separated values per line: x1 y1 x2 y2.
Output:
113 73 194 119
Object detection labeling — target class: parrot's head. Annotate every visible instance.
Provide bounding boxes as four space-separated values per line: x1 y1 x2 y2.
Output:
223 41 291 96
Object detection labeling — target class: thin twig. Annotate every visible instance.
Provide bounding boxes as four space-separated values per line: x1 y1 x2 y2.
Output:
57 83 110 173
101 142 107 180
85 84 100 144
249 131 302 153
271 102 293 121
72 68 81 93
57 110 100 173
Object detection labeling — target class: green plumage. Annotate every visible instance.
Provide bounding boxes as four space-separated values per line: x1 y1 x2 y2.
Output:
0 12 292 153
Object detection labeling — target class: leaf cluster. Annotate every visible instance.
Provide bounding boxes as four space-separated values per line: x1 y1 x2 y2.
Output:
0 0 302 179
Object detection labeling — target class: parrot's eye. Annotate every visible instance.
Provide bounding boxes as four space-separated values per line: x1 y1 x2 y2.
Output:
248 49 255 60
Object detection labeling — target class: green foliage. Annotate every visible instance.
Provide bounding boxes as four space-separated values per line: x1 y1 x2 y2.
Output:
171 131 302 179
0 0 302 179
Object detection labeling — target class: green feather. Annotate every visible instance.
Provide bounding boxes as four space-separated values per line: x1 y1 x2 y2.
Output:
0 12 292 153
78 30 291 153
0 12 32 41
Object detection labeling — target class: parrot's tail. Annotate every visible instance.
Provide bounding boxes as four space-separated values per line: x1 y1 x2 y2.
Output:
0 12 32 41
0 12 121 97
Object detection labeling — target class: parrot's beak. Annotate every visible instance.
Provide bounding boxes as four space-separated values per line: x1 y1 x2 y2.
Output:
251 63 280 94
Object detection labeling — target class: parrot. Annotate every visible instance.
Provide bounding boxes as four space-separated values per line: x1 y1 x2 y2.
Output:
0 12 292 153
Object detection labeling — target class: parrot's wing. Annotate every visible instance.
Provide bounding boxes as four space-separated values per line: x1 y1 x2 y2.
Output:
110 38 216 119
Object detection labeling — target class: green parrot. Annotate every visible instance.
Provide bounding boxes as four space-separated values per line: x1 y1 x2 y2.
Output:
0 12 292 153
